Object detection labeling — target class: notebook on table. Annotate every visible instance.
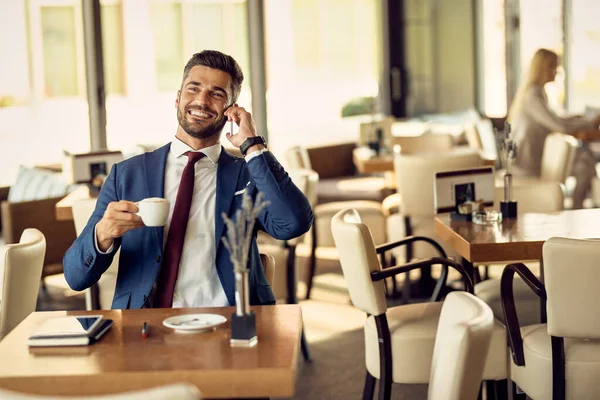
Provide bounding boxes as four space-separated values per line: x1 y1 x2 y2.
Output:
27 315 113 347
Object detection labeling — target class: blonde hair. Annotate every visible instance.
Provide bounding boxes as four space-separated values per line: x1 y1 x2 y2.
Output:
507 49 559 122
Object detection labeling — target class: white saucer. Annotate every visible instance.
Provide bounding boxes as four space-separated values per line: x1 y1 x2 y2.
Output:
162 314 227 333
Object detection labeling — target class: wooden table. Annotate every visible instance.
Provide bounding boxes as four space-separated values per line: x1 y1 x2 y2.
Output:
55 185 95 221
573 129 600 142
353 148 497 174
0 305 302 398
434 208 600 264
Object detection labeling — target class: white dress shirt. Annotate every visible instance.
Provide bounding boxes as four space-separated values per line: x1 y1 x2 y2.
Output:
95 138 266 307
167 139 227 307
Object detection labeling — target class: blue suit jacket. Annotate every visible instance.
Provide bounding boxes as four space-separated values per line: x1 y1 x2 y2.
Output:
63 144 313 309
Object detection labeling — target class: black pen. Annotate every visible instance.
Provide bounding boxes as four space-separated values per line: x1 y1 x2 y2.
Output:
141 322 148 340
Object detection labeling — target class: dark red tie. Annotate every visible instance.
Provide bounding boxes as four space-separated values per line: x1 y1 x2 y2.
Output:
154 151 205 308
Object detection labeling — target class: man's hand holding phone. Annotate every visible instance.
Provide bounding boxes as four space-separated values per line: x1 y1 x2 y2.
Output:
224 104 265 155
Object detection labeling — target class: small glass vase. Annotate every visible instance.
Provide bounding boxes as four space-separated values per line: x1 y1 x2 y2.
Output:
230 268 257 347
234 269 250 317
500 172 518 218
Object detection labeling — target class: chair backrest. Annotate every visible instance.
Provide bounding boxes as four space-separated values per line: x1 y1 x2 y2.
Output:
394 148 484 217
330 209 387 316
475 119 498 159
72 198 100 235
259 253 275 289
288 168 319 208
0 228 46 339
0 383 202 400
464 123 483 150
285 146 312 170
72 199 119 310
428 292 494 400
390 133 454 154
493 181 564 213
540 133 579 184
543 237 600 339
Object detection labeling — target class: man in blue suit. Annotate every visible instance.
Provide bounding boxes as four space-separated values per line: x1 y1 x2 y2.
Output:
63 50 313 309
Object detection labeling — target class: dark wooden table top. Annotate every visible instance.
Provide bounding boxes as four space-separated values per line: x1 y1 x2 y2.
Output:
435 208 600 263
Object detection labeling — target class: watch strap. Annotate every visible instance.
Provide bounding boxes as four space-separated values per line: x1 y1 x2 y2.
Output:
240 136 266 156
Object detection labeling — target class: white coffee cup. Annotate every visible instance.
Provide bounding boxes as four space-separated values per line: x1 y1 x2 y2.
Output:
135 197 170 227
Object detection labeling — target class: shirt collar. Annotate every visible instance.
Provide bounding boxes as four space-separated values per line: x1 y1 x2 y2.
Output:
170 136 222 165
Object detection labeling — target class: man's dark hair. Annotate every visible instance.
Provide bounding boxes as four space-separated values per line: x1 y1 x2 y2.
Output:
182 50 244 104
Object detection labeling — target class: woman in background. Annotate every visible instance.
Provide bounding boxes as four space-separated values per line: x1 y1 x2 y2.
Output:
508 48 600 209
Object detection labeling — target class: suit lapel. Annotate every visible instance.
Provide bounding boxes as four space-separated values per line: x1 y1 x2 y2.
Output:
143 143 170 248
215 148 243 252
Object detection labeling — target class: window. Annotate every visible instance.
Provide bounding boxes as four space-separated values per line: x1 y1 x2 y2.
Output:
101 2 125 95
566 0 600 112
150 2 184 92
150 0 250 94
30 0 125 99
481 0 507 117
518 0 564 107
264 0 382 155
40 6 80 97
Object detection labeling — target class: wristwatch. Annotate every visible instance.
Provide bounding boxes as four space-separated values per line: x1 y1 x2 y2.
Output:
240 136 267 156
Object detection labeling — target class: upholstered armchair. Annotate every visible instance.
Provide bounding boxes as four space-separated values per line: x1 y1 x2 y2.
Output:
428 292 494 400
384 148 484 296
0 229 46 340
501 237 600 399
0 166 78 284
330 208 507 400
285 144 393 204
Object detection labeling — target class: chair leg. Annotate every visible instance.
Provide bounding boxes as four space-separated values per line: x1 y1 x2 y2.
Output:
285 243 313 362
375 315 392 400
305 222 317 300
378 377 391 400
487 379 507 400
484 380 495 400
300 328 312 362
363 371 376 400
551 336 566 400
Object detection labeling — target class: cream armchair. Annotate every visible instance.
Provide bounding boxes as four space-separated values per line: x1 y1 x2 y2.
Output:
385 147 484 296
0 228 46 340
501 237 600 399
496 133 578 196
331 208 507 399
428 292 494 400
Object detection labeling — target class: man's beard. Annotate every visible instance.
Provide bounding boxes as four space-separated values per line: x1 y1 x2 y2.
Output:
177 107 227 140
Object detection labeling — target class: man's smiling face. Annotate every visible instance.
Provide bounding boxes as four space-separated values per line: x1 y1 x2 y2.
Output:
175 65 232 140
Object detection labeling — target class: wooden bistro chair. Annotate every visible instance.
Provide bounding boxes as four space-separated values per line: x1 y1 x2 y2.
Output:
0 228 46 340
331 208 507 400
501 237 600 399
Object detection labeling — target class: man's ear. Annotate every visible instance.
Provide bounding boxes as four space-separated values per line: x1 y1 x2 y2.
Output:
175 90 181 108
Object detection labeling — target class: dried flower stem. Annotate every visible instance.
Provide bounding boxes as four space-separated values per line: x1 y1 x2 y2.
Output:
221 191 270 273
